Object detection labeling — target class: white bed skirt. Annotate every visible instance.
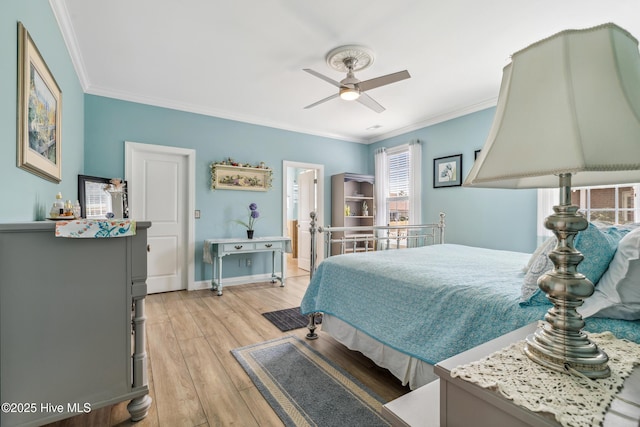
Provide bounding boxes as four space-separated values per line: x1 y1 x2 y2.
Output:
322 314 438 390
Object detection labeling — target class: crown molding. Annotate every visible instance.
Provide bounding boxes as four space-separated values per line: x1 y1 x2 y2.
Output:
49 0 90 91
366 97 498 144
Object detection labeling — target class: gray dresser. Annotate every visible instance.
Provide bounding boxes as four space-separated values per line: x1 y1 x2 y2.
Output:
0 221 152 426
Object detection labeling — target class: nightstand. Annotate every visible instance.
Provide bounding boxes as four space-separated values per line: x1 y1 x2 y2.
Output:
382 323 640 426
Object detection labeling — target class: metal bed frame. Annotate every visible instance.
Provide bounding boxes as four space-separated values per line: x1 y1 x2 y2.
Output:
305 211 446 339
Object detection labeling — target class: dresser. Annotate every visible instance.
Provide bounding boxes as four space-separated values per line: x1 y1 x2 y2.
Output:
0 221 151 426
203 236 292 295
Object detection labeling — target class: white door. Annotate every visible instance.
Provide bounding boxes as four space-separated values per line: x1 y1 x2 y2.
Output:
126 143 194 294
297 169 316 271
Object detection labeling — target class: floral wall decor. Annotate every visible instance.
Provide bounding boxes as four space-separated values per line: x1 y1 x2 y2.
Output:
210 158 272 191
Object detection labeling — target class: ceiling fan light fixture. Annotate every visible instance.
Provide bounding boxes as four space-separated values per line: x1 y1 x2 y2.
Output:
339 86 360 101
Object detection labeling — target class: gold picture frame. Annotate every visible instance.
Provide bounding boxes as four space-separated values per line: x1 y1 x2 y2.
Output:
17 22 62 182
211 164 272 191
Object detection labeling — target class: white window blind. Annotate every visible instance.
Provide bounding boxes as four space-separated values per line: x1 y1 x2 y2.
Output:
386 148 410 225
388 150 410 197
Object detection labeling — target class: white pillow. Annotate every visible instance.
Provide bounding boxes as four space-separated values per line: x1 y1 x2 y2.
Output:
579 227 640 320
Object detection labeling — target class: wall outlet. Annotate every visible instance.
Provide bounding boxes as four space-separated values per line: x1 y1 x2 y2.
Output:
246 258 252 267
194 210 201 219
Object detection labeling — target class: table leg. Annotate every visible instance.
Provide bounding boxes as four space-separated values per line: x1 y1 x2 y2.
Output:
216 255 223 296
271 251 277 283
280 250 286 287
211 257 218 293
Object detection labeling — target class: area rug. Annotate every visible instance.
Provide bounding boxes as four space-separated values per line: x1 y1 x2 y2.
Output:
232 335 390 426
262 307 322 332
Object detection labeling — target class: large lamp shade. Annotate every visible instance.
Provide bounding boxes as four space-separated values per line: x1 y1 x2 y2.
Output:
465 23 640 190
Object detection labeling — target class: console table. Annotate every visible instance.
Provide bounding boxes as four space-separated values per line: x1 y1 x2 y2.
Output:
203 236 292 295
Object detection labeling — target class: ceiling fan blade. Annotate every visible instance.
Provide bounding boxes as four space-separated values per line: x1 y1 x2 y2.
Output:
304 93 339 109
356 93 385 113
357 70 410 92
303 68 342 87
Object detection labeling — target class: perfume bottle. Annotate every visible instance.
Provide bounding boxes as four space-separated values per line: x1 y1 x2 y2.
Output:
73 200 81 218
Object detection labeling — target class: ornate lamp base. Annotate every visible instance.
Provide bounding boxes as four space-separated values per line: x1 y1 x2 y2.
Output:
524 324 610 379
524 174 610 379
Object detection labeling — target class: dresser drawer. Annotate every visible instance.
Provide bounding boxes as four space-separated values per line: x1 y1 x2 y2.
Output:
223 242 256 252
257 241 284 250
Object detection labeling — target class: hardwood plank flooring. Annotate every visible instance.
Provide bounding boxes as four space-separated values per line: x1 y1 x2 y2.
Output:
44 258 409 426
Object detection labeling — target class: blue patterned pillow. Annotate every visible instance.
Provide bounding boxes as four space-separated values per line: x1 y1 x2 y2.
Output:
575 224 624 284
520 223 622 306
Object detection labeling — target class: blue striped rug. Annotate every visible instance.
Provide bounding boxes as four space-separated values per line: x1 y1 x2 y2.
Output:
232 335 390 426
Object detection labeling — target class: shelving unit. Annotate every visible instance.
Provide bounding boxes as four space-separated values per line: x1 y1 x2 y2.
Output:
331 173 375 254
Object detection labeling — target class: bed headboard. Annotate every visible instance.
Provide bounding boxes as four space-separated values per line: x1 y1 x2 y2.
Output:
309 212 446 274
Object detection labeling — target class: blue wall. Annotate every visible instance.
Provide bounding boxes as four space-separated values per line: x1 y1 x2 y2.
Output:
0 0 84 221
84 95 369 281
369 109 538 254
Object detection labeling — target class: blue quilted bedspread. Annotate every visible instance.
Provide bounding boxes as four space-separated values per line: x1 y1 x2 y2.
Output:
300 244 640 364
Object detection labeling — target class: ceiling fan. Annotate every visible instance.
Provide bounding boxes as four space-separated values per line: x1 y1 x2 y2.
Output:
303 45 410 113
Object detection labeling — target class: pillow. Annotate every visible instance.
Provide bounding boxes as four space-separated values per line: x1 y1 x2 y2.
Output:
522 235 556 273
519 237 555 306
520 223 621 306
579 227 640 320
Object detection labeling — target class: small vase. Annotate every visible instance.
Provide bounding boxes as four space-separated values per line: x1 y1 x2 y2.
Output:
247 230 254 239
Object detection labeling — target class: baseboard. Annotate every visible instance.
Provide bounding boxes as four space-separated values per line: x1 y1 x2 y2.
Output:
189 272 283 291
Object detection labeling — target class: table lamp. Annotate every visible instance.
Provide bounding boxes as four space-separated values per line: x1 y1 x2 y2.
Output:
464 23 640 378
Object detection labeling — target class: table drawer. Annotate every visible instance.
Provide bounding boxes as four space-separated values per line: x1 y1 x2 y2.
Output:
257 241 284 250
223 243 256 252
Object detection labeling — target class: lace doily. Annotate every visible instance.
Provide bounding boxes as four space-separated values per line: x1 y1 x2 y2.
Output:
450 331 640 427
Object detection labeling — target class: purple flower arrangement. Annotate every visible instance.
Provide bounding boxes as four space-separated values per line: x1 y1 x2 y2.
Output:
236 203 260 230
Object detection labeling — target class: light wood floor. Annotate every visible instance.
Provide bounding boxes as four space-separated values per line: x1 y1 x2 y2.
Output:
46 258 409 426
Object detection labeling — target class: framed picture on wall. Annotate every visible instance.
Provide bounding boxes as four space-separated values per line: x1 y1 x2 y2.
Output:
433 154 462 188
16 22 62 183
211 164 272 191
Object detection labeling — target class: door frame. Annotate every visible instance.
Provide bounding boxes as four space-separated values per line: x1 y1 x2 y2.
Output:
125 141 196 291
282 160 325 268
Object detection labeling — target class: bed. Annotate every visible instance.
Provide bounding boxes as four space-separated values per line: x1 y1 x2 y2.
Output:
300 217 640 390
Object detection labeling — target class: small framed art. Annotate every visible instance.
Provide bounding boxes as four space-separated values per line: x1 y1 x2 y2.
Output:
433 154 462 188
17 22 62 182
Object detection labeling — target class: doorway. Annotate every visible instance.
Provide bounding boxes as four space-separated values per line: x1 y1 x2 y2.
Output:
282 161 324 274
125 142 196 293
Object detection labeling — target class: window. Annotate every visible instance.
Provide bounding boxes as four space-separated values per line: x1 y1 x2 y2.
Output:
375 141 421 247
538 183 639 239
573 184 639 225
377 144 422 248
387 149 410 225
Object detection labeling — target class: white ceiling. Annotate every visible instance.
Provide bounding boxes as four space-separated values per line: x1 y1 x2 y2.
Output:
51 0 640 143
